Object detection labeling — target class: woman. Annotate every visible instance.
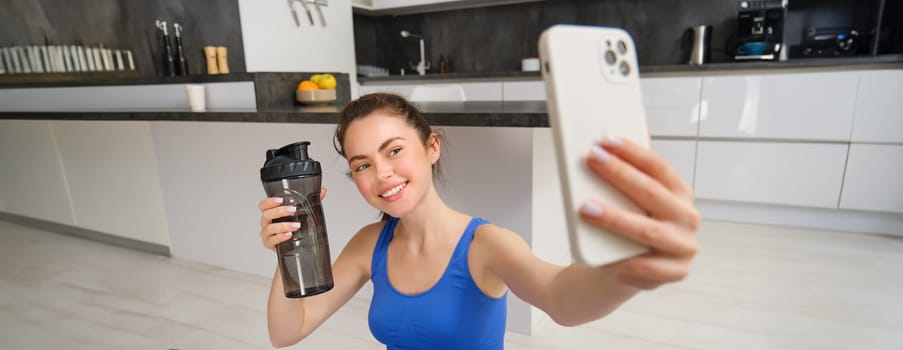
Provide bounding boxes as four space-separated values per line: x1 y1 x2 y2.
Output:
258 93 699 349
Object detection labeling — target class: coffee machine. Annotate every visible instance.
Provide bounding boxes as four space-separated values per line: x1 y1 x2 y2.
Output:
734 0 788 61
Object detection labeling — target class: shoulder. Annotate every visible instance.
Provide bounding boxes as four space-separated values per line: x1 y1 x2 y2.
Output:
473 222 528 247
346 221 386 252
339 221 389 271
471 222 531 262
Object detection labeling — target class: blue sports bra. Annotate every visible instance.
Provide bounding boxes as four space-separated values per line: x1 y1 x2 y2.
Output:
368 217 507 350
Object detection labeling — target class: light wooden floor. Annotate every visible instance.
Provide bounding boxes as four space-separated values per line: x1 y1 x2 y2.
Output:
2 219 902 349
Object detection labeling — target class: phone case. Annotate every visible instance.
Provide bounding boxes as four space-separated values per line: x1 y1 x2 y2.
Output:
539 25 651 266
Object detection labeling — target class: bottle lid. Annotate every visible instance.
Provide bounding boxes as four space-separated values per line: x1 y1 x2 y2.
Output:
260 141 322 182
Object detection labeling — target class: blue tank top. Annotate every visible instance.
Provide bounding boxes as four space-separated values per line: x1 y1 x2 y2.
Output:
369 217 507 350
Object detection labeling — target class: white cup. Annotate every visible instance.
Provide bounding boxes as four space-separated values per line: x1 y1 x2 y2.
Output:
185 84 207 112
521 57 540 72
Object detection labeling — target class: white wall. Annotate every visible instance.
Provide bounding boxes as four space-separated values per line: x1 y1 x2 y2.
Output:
238 0 359 96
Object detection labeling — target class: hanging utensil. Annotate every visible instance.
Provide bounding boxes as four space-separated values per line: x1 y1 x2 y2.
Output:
287 0 301 27
298 0 315 26
313 0 327 27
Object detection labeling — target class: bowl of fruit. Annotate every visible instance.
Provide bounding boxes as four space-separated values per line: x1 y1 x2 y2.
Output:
296 74 337 105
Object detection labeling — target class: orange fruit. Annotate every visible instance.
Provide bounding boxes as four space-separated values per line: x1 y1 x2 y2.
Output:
297 81 319 91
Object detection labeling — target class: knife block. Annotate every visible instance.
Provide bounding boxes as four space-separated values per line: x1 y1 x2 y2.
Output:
204 46 219 74
216 46 229 74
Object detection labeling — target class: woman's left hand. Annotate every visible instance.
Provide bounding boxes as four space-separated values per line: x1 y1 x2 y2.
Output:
578 135 700 290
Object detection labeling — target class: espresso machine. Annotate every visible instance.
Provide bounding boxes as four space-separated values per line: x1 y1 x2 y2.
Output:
734 0 788 61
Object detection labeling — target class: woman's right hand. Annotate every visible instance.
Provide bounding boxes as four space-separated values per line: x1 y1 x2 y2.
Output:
258 188 327 251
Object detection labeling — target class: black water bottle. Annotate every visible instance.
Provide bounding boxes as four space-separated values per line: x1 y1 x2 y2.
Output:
260 142 334 298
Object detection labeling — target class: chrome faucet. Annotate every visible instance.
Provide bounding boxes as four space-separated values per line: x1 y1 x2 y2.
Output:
400 30 429 76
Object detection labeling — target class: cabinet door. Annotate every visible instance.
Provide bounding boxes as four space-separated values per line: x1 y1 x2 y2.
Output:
52 121 171 246
840 144 903 213
851 70 903 143
642 77 701 137
359 84 416 98
503 81 546 101
695 141 847 208
359 82 502 101
650 139 696 187
700 72 858 141
459 82 503 101
0 120 75 225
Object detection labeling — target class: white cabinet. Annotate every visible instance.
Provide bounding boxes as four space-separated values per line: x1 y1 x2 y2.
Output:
700 72 859 141
359 84 417 98
0 120 75 225
642 77 701 137
650 140 696 187
458 82 503 101
695 141 848 208
840 144 903 213
359 82 502 101
371 76 704 137
502 81 546 101
851 70 903 143
52 121 171 246
356 0 544 15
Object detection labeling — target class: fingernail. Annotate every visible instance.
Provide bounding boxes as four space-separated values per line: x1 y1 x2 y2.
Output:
603 133 623 147
273 197 284 204
285 206 296 213
283 232 293 237
290 222 301 229
580 201 604 217
590 144 609 163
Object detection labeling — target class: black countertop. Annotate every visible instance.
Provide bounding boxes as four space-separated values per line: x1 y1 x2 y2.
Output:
0 101 550 127
359 54 903 84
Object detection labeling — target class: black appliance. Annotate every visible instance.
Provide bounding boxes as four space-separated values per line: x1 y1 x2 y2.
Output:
734 0 789 61
790 27 860 58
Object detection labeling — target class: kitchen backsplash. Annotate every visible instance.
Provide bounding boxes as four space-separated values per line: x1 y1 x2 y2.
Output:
0 0 246 78
353 0 900 74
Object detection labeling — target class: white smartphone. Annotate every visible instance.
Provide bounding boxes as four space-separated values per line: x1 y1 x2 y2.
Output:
539 25 651 266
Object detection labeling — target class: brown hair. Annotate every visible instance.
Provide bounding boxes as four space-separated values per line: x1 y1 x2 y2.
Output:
333 92 445 221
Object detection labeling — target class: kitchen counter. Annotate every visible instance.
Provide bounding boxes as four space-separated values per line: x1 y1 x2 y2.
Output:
0 101 549 127
0 72 353 111
0 72 316 88
359 54 903 84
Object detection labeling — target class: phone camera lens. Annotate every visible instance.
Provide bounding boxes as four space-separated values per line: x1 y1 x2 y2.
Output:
604 50 617 65
617 40 628 54
619 61 631 76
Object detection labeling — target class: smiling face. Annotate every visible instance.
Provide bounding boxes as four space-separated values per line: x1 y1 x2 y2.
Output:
342 111 440 219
